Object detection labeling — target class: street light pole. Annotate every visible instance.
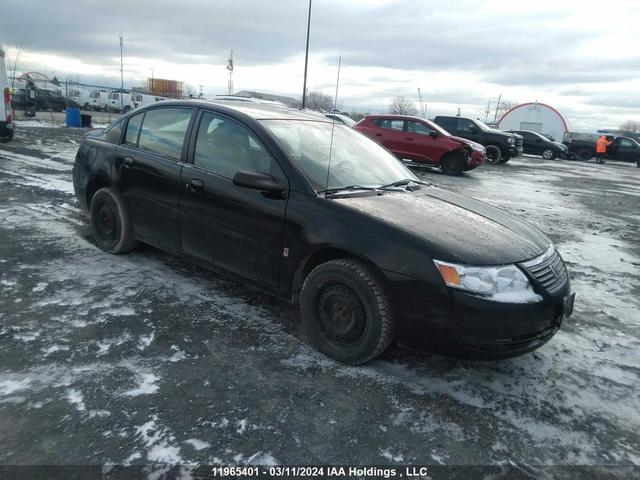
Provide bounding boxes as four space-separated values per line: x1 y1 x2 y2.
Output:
301 0 312 109
119 34 124 113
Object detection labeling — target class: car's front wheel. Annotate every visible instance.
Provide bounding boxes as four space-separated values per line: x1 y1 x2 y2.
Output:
440 152 465 175
299 259 394 365
542 148 556 160
90 187 138 254
485 145 502 164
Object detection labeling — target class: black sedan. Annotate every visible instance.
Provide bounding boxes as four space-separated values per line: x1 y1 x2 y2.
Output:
72 100 574 364
507 129 568 159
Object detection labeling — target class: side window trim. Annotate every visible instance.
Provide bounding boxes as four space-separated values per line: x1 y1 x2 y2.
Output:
188 108 287 183
123 111 146 147
124 106 195 162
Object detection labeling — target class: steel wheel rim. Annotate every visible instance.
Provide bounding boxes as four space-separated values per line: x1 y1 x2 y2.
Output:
316 283 366 346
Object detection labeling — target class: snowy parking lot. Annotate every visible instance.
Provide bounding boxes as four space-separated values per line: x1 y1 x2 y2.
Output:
0 124 639 475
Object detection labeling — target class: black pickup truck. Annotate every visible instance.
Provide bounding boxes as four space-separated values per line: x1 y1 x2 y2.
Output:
434 115 523 164
564 133 640 166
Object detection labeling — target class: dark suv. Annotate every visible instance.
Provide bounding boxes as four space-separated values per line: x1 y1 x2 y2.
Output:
507 130 568 160
73 100 574 364
434 115 523 164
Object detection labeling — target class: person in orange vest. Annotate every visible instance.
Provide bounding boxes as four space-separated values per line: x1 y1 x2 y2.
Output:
595 135 611 164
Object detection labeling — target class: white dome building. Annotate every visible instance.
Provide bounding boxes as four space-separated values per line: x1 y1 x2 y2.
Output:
497 102 570 143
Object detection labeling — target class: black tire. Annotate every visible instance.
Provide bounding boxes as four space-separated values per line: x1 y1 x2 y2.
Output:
123 105 131 113
542 148 556 160
89 187 137 254
440 153 465 175
485 145 502 164
299 259 394 365
578 149 593 161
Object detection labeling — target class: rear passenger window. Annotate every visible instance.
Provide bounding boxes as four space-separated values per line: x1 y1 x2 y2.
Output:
103 119 124 144
372 119 404 131
124 112 144 146
194 112 279 179
137 108 193 160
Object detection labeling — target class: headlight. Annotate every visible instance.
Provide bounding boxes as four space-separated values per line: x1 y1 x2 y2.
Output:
433 260 542 303
508 137 515 145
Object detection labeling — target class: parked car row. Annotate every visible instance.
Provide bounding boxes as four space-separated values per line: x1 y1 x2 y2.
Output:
355 115 486 175
73 99 574 364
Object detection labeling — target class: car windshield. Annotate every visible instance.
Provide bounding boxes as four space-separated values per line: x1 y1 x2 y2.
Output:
474 119 491 131
260 119 417 193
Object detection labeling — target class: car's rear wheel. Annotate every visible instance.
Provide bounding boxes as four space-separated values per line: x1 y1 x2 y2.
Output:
90 187 137 254
578 149 592 160
485 145 502 164
542 148 556 160
440 152 465 175
299 259 394 365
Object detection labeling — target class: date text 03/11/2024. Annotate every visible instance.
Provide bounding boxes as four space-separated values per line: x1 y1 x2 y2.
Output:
210 466 433 478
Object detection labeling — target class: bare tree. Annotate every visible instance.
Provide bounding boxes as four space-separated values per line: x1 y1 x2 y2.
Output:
305 90 334 111
388 96 417 115
7 40 30 89
619 120 640 133
495 100 518 123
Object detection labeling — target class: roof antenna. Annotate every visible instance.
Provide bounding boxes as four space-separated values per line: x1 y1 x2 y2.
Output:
323 55 341 195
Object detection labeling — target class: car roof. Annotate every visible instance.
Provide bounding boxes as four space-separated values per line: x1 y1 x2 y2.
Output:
136 99 331 122
364 114 432 122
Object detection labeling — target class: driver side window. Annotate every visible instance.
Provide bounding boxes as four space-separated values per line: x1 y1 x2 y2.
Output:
457 119 476 132
194 112 282 180
407 121 433 136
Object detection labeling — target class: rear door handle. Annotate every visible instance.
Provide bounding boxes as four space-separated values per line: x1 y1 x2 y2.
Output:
123 156 134 168
405 137 414 141
188 178 205 193
374 133 383 137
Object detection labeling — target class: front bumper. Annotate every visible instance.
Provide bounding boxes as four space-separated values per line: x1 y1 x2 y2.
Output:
508 145 523 157
466 150 486 170
386 267 572 360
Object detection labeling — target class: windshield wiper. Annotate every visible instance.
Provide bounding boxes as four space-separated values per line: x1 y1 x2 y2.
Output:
318 185 380 196
378 178 430 189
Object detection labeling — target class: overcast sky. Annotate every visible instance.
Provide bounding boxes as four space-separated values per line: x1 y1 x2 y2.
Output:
2 0 639 130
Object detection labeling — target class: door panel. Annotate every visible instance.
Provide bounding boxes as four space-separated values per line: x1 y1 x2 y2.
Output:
179 111 287 287
404 121 442 163
117 145 183 248
116 107 194 249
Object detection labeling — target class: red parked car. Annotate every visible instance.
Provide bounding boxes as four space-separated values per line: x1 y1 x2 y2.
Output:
355 115 486 175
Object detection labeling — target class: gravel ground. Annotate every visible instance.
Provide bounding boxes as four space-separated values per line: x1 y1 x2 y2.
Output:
0 125 639 477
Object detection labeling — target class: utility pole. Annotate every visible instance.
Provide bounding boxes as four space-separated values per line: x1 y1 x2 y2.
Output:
119 34 124 112
484 99 491 122
301 0 312 109
226 50 234 95
417 88 423 118
493 93 502 124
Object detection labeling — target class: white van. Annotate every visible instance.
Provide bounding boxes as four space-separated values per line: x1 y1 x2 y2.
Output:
107 91 130 113
89 89 109 111
129 92 162 110
68 87 93 110
0 47 14 142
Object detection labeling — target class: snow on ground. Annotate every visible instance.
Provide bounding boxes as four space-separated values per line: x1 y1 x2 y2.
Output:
0 127 638 472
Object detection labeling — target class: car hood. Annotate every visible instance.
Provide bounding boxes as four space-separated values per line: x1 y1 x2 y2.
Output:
334 187 550 264
450 135 485 151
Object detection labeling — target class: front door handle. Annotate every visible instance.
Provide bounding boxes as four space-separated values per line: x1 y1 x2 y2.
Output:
188 178 205 193
123 156 134 168
374 133 383 137
405 137 414 141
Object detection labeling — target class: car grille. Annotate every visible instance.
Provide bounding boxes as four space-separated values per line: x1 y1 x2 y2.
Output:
515 136 524 148
519 247 568 295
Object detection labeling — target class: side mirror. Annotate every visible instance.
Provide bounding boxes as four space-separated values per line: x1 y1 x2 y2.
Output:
429 130 438 139
233 171 287 197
